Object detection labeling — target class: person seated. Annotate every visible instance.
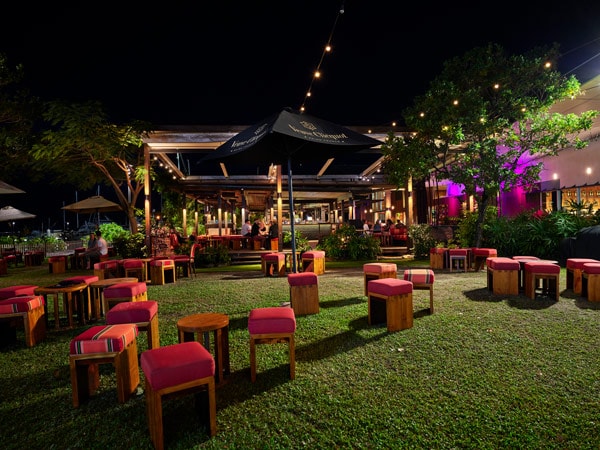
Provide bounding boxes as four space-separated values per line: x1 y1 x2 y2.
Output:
373 220 382 233
251 219 266 248
84 230 108 269
266 218 278 250
241 219 252 237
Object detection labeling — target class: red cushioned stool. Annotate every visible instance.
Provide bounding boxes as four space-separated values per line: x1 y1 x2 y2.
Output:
581 262 600 302
566 258 599 294
0 295 46 347
93 260 119 280
429 247 447 269
248 307 296 382
69 324 139 407
263 252 285 277
448 249 468 272
403 268 435 313
0 285 38 300
141 342 216 448
368 278 413 332
106 300 159 349
48 256 66 274
486 257 519 295
150 259 176 285
103 281 148 313
122 258 146 281
288 272 319 315
301 250 325 275
473 248 497 271
363 263 397 296
524 261 560 301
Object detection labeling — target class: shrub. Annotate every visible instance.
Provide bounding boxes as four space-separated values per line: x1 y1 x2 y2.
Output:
408 224 436 258
320 224 381 260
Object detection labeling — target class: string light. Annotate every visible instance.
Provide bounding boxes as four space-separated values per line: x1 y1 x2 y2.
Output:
299 2 345 113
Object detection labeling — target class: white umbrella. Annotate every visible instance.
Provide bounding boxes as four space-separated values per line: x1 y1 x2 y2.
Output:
0 180 25 195
0 205 36 222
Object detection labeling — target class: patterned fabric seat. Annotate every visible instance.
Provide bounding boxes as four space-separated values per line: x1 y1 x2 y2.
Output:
0 295 46 347
69 324 139 407
403 268 435 313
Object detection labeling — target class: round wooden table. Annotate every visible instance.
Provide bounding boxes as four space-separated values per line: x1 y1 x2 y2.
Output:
34 283 88 329
89 277 139 319
177 312 230 386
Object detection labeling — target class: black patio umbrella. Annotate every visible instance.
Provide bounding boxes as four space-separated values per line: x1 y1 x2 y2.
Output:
201 107 382 272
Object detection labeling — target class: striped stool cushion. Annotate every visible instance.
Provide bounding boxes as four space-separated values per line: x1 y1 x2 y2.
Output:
473 248 497 257
448 248 468 256
524 262 560 274
0 285 38 299
583 262 600 274
248 307 296 334
150 259 174 267
104 282 147 299
0 295 44 313
287 272 317 286
141 341 215 390
363 263 397 273
403 269 435 284
107 301 158 324
93 260 119 270
368 278 413 296
70 324 138 355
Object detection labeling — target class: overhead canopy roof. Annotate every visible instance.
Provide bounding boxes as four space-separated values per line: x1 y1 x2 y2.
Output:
143 125 402 209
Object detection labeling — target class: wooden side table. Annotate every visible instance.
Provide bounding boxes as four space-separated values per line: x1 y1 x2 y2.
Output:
34 283 88 329
177 312 230 386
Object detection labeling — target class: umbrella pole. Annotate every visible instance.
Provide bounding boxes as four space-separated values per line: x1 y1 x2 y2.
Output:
288 157 297 273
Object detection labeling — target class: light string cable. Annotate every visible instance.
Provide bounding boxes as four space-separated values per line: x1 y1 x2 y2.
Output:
562 35 600 76
299 1 345 114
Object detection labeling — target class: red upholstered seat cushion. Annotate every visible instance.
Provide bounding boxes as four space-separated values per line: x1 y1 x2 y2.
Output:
104 282 147 298
487 257 520 270
566 258 599 269
302 251 325 259
582 262 600 274
368 278 413 296
287 272 318 286
524 262 560 274
48 256 64 263
363 263 397 273
106 300 158 324
141 341 215 390
403 269 435 284
248 307 296 334
70 324 138 355
264 253 284 262
0 295 44 313
122 259 144 269
150 259 174 267
62 275 99 285
430 248 446 254
473 248 497 257
0 285 38 299
94 260 119 270
448 249 468 256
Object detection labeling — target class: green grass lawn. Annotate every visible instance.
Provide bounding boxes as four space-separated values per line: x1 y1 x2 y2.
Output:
1 260 599 449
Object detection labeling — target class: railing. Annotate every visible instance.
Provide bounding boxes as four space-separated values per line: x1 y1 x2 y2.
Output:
0 241 85 258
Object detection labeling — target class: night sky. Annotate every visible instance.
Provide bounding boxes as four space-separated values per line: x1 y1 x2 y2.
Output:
2 1 600 230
